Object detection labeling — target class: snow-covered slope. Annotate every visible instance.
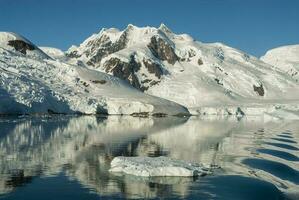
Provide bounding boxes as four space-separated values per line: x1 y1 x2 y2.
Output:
261 45 299 81
0 32 188 115
0 32 49 59
67 24 299 112
39 46 68 61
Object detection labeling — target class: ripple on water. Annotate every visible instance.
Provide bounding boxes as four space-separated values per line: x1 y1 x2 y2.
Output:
271 138 297 144
277 134 294 139
256 148 299 162
264 142 299 151
242 158 299 184
187 175 284 200
1 116 299 200
281 132 292 135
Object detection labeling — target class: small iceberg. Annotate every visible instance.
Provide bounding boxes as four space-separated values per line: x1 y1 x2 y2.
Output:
109 156 209 177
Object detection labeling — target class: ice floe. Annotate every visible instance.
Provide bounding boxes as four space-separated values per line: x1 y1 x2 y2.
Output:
109 156 209 177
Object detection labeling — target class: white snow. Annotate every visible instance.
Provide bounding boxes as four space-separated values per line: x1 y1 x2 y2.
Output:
2 25 299 118
39 46 67 61
261 45 299 81
146 41 299 108
0 32 49 59
68 24 299 117
109 156 208 177
0 32 189 115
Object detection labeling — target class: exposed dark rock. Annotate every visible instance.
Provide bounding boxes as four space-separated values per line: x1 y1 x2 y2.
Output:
236 107 245 116
139 79 160 91
75 77 80 83
141 79 152 84
147 36 179 65
91 80 107 84
180 50 197 63
243 53 250 62
198 58 203 65
215 66 223 72
214 78 223 86
216 48 225 62
96 105 108 115
66 50 80 58
291 71 298 76
7 40 35 54
188 49 196 57
103 55 142 90
142 59 163 79
149 80 160 86
140 86 149 91
131 112 150 117
82 81 89 87
67 30 128 66
253 84 264 96
91 30 128 65
86 60 95 66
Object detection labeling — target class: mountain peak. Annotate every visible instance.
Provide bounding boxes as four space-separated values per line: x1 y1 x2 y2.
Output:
158 23 172 34
126 24 138 30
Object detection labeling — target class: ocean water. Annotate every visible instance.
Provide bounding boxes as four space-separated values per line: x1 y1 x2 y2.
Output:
0 115 298 200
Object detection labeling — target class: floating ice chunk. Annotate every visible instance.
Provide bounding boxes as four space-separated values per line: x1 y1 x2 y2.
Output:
109 156 209 177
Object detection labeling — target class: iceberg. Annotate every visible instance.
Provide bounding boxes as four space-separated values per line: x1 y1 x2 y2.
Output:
109 156 209 177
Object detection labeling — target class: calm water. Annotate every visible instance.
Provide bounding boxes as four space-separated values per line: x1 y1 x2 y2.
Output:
0 115 298 200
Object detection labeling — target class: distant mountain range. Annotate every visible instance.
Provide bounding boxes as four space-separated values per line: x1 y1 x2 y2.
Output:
1 24 299 117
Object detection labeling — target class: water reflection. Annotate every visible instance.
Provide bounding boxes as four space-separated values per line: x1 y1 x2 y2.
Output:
0 115 298 199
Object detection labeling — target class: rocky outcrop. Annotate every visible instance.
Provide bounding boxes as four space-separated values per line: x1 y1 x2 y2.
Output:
198 58 203 65
214 78 223 86
88 33 127 66
66 31 128 66
7 40 35 55
65 26 180 92
103 55 142 90
147 36 179 65
102 56 165 91
142 59 163 79
253 84 265 96
66 49 80 58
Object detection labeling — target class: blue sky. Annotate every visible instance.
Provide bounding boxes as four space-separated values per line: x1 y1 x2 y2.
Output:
1 0 298 57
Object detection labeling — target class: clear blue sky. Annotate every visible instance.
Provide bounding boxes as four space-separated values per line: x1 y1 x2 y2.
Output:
1 0 298 57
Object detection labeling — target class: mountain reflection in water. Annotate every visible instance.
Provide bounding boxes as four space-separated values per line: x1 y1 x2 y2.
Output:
0 115 298 199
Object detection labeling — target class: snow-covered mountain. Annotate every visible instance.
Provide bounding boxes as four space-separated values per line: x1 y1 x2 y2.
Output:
0 32 188 115
1 25 299 116
261 45 299 81
67 24 299 114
